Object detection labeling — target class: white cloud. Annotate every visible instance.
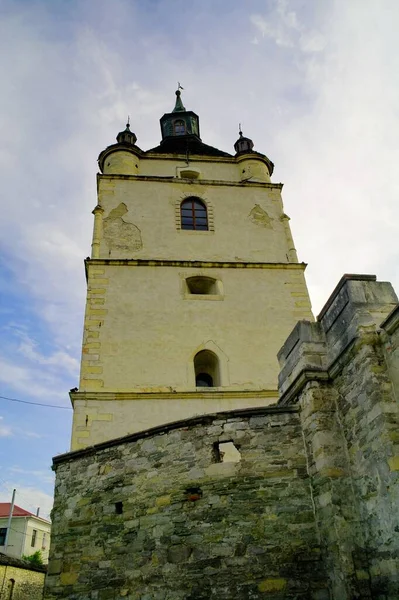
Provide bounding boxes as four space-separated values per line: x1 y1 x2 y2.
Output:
18 334 79 377
0 485 54 520
0 357 70 401
0 416 12 437
251 1 325 54
8 467 54 485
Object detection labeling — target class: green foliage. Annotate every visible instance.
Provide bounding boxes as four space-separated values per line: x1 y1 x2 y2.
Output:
22 550 44 566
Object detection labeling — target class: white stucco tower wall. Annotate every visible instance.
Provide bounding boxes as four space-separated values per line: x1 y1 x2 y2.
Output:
70 94 313 450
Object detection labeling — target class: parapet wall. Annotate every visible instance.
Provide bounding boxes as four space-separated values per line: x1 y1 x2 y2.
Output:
278 274 399 599
45 407 328 600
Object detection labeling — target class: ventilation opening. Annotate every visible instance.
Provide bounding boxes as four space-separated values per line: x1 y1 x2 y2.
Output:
213 441 241 463
115 502 123 514
186 276 217 295
185 487 202 502
194 350 220 387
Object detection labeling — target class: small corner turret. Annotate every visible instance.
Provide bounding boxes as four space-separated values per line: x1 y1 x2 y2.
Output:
234 126 254 155
233 125 274 182
98 117 141 175
116 118 137 146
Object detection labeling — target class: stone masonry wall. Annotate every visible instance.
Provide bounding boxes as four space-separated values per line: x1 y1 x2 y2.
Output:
0 559 46 600
278 275 399 600
45 407 328 600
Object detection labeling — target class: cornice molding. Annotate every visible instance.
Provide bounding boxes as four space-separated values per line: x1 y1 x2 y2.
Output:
85 258 307 270
97 173 283 190
70 389 278 403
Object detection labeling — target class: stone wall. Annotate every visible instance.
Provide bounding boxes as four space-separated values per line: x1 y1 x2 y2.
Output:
278 275 399 599
0 553 46 600
45 407 328 600
45 274 399 600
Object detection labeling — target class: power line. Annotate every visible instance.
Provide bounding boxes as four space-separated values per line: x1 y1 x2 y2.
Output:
0 395 72 410
0 481 52 521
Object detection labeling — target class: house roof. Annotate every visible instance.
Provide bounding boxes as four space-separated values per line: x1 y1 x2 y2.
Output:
0 503 50 523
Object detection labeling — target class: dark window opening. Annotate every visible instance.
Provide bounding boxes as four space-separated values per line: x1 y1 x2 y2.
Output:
0 528 6 546
31 529 37 547
185 487 202 501
181 198 208 231
186 276 217 295
174 120 186 135
115 502 123 514
7 578 15 600
196 373 213 387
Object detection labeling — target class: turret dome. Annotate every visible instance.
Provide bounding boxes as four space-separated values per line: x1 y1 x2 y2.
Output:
116 120 137 146
234 128 254 155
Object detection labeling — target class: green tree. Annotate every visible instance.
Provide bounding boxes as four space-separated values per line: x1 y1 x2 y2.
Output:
22 550 44 567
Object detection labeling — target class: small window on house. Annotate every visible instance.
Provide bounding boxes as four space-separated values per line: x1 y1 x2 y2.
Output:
31 529 37 547
194 350 220 387
0 527 6 546
174 120 186 135
186 276 217 295
42 532 47 550
181 198 208 231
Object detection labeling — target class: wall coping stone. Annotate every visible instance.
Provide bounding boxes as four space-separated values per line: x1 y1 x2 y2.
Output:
380 303 399 335
316 273 376 322
0 552 47 573
53 405 298 466
278 274 398 405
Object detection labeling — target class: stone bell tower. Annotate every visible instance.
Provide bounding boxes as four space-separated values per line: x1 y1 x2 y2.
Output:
70 89 313 450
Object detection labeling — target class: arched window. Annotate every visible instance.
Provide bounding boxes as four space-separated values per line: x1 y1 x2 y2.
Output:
173 120 186 135
7 579 15 600
194 350 220 387
181 198 208 231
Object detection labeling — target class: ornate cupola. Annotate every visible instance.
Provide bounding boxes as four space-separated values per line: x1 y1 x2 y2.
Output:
159 87 201 143
234 127 254 155
116 119 137 145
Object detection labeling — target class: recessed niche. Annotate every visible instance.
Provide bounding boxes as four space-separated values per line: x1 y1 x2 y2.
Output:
115 502 123 514
213 441 241 463
186 276 217 295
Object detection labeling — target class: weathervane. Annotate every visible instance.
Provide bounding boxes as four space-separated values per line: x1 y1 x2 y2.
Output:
177 82 184 91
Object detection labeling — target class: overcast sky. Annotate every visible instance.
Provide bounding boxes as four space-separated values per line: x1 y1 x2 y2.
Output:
0 0 398 520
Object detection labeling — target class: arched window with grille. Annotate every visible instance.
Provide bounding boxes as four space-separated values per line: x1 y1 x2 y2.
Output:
194 350 220 387
180 198 208 230
173 120 186 135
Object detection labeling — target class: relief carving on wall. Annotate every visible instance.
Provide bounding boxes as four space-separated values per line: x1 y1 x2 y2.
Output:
248 204 273 228
103 203 142 253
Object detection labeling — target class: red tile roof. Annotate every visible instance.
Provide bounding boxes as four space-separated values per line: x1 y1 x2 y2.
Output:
0 503 35 518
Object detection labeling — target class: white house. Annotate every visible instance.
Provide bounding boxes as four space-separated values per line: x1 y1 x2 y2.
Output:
0 503 51 564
